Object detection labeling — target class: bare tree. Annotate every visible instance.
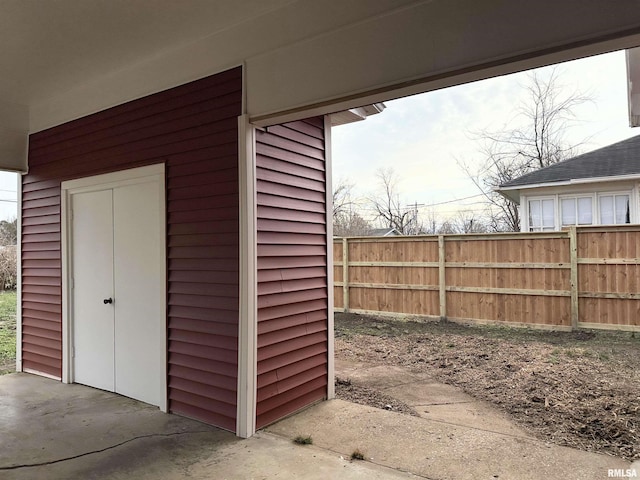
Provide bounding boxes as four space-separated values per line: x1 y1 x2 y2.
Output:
0 218 17 290
0 218 17 246
332 178 354 220
451 210 490 234
416 208 489 235
333 210 372 237
368 168 422 235
437 220 458 234
420 208 440 235
461 68 592 231
422 210 490 235
0 245 16 290
332 178 373 236
465 141 524 232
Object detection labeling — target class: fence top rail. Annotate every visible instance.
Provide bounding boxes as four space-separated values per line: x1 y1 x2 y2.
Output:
339 260 571 268
334 225 640 243
333 232 570 243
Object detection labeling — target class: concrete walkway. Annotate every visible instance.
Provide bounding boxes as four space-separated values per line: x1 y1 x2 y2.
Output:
334 358 529 437
0 371 633 479
266 359 632 480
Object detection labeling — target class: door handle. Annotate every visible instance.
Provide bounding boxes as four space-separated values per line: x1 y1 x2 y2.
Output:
103 298 113 305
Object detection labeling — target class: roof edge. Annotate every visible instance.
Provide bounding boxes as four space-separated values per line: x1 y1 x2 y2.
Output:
501 172 640 191
496 172 640 205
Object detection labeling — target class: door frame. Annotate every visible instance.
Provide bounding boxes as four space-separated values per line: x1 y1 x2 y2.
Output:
60 163 167 411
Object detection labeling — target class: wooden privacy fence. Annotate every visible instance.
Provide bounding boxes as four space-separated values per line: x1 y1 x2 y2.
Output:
333 226 640 331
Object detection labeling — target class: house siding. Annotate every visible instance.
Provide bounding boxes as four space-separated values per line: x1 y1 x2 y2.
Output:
255 118 329 429
22 66 242 431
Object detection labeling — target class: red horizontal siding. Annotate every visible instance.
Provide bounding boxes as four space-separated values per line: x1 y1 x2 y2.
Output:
255 118 328 429
31 76 240 148
23 66 241 432
256 180 325 202
20 174 60 376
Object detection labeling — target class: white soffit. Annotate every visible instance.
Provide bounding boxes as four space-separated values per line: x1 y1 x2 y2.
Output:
2 1 640 172
0 0 296 172
0 0 294 106
19 1 640 130
21 0 640 132
22 0 416 132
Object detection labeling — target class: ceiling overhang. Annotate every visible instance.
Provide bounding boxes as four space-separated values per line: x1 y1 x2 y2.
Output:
3 0 640 173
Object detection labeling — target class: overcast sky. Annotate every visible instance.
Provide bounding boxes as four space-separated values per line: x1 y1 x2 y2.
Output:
331 49 638 221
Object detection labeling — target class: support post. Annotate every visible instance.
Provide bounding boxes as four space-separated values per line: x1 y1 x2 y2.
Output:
342 237 349 312
237 114 257 438
569 226 579 330
15 173 22 373
439 235 446 320
324 116 335 400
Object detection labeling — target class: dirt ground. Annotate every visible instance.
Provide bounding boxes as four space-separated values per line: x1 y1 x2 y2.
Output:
334 312 640 461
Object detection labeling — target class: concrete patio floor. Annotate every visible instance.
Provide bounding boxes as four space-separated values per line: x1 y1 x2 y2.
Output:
0 372 633 479
0 373 414 480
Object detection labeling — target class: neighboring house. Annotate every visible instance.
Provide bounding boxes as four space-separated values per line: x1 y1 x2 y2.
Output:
497 135 640 232
368 228 402 237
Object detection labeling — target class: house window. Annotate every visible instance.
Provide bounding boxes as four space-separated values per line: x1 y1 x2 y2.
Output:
528 199 555 231
599 194 630 225
560 197 593 226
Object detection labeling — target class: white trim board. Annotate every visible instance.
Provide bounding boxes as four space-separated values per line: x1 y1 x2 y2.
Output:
60 163 167 412
236 115 257 438
324 115 335 401
15 173 22 372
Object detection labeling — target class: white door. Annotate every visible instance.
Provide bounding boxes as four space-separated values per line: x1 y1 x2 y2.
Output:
112 181 163 404
72 189 115 392
71 177 164 408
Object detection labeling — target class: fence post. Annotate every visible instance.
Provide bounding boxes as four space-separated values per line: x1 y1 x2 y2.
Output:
569 226 579 330
342 237 349 313
438 235 446 320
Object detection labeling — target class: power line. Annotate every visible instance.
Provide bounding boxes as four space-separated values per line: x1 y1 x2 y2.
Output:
354 204 490 215
428 208 491 215
407 193 486 208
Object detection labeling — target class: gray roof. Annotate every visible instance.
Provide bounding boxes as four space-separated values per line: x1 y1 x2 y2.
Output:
500 134 640 188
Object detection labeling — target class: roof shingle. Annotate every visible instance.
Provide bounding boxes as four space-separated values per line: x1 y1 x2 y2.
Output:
500 134 640 188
